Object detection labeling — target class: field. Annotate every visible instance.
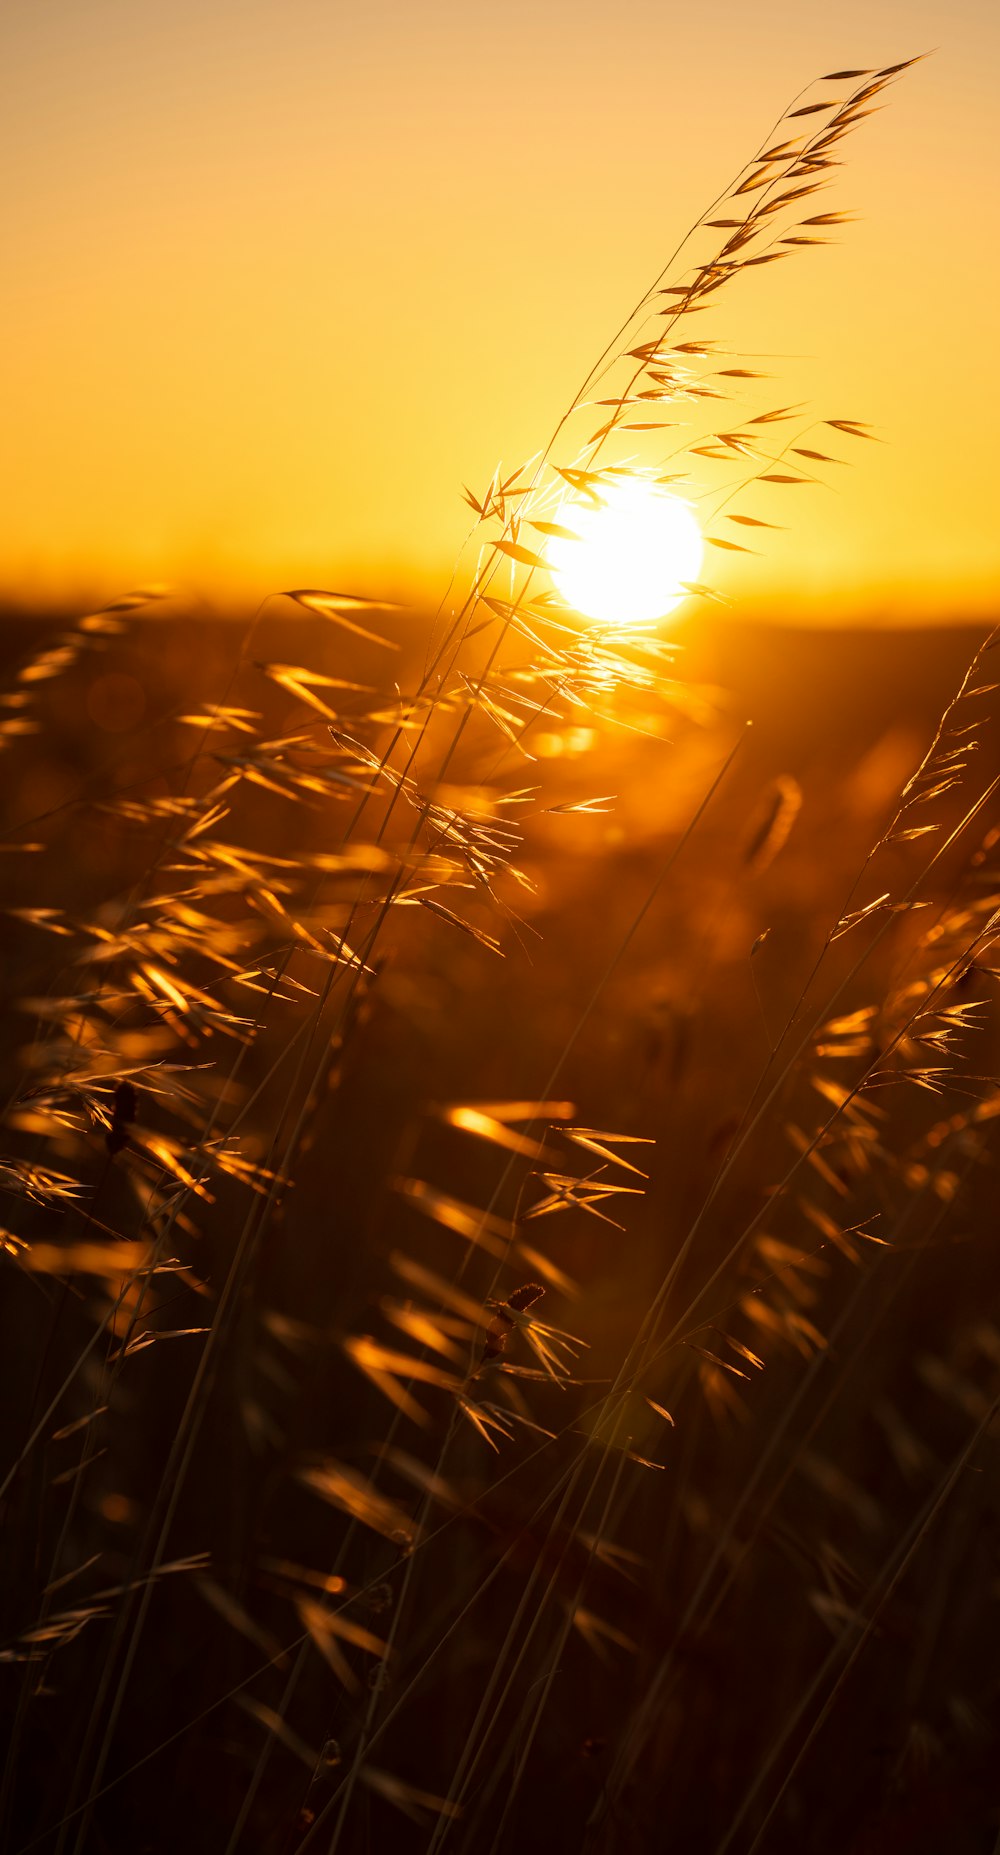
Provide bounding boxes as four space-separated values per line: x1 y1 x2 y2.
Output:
2 597 1000 1854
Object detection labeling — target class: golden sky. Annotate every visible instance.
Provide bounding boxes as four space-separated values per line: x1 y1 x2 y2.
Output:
2 0 998 621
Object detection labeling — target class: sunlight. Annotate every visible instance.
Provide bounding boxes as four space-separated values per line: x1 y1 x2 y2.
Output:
546 477 704 626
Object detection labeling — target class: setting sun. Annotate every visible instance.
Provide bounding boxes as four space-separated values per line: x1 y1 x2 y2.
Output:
546 477 704 627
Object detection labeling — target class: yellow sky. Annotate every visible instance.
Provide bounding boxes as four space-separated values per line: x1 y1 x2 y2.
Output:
2 0 998 621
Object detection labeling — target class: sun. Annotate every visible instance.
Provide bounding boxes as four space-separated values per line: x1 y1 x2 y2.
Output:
546 476 703 627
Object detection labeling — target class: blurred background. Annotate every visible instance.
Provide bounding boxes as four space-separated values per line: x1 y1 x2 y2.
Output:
1 0 999 621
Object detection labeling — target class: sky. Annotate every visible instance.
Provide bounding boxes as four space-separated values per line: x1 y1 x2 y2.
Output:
2 0 998 622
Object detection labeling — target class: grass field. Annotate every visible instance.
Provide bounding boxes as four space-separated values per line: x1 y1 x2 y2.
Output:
3 602 1000 1854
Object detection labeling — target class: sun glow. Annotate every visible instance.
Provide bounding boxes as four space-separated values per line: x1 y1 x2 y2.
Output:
546 477 703 627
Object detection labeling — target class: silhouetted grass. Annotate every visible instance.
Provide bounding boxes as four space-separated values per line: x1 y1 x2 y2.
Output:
3 57 1000 1855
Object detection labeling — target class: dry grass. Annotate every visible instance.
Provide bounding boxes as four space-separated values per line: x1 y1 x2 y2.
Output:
2 55 1000 1855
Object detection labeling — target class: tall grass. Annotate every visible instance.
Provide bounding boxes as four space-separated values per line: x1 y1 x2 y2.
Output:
3 52 1000 1855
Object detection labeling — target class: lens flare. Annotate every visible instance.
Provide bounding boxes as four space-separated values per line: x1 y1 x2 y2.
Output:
546 477 703 626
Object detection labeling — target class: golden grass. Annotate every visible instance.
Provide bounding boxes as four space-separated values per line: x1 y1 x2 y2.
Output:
2 51 1000 1855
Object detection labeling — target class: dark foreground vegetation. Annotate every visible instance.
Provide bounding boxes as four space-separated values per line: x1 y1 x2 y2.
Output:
2 602 999 1854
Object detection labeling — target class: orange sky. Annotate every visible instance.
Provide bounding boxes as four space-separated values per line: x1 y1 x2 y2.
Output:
2 0 998 622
